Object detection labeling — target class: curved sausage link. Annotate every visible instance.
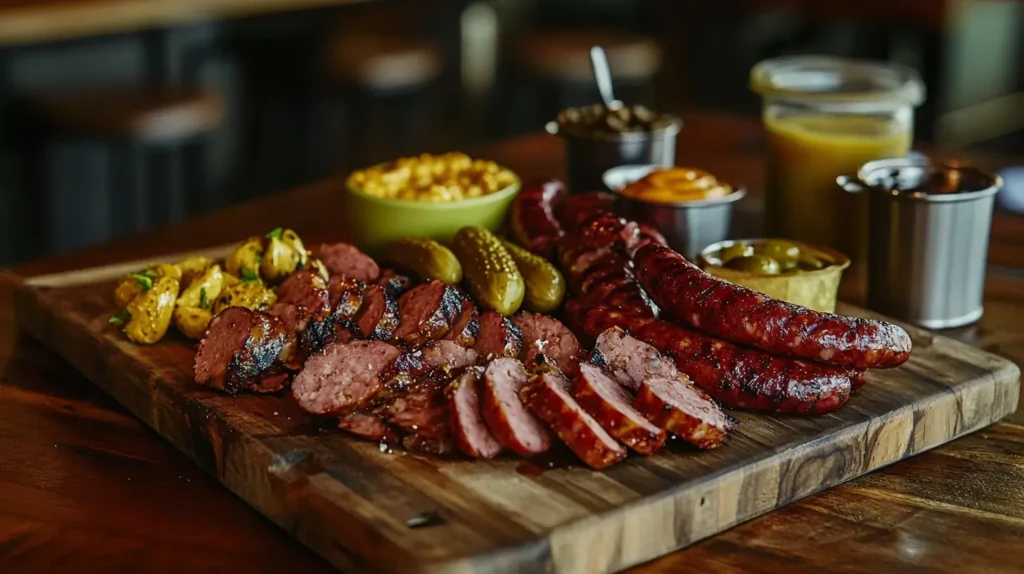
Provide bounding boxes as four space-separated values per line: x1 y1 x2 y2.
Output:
508 179 567 259
632 243 912 370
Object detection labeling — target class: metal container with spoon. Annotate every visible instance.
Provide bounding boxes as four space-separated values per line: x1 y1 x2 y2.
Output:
837 157 1002 329
546 46 681 193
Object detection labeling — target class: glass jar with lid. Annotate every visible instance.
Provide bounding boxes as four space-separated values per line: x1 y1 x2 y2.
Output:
750 56 925 274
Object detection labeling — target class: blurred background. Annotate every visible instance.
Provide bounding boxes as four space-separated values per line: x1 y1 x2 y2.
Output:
0 0 1021 266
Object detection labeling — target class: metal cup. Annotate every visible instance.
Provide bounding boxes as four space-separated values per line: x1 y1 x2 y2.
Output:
838 158 1002 329
546 116 682 193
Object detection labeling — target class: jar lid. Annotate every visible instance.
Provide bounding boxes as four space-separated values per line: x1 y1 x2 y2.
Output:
750 56 925 110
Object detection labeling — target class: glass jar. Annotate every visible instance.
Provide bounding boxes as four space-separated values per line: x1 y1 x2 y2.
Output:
750 56 925 273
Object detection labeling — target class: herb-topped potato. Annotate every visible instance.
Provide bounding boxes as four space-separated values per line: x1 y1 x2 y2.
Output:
173 264 227 339
112 276 180 344
113 263 180 308
213 282 277 314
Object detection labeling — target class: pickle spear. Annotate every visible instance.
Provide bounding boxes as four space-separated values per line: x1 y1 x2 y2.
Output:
452 226 525 316
501 240 566 313
384 237 464 284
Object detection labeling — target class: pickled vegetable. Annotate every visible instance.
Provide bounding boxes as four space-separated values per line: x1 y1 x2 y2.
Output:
452 226 525 316
123 276 180 344
385 238 463 284
501 240 566 313
719 243 754 263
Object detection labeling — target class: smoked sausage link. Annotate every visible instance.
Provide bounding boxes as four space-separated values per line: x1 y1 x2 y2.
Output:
632 243 912 370
508 179 566 259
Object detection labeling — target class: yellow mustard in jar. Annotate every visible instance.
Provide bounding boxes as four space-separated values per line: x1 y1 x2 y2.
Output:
620 167 733 203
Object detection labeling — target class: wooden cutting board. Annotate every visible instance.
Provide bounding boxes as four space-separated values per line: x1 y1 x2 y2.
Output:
12 246 1021 574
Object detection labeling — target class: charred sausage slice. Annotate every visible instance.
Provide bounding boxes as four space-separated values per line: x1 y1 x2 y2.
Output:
379 380 449 438
354 285 399 340
317 242 380 282
402 434 456 455
421 340 479 374
634 375 732 450
473 311 522 361
447 367 502 459
443 294 479 348
557 192 616 232
573 362 665 455
591 327 679 391
511 312 582 377
482 358 551 456
377 268 412 298
632 242 912 369
338 412 401 443
292 340 402 415
392 280 462 347
508 179 566 259
520 371 627 469
194 307 288 394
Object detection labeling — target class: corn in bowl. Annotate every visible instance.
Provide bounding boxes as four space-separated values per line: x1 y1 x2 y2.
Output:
348 153 518 202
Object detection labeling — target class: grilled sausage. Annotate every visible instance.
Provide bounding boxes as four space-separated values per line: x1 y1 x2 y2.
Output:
573 362 665 455
520 370 627 469
510 312 582 377
508 179 566 259
444 293 479 348
317 242 381 282
632 243 912 369
194 307 289 394
379 380 450 438
447 367 502 459
420 340 479 375
481 358 551 456
377 268 412 298
402 434 456 455
338 412 401 443
291 340 403 415
354 285 399 340
473 311 522 361
557 192 616 232
392 281 462 348
633 375 731 450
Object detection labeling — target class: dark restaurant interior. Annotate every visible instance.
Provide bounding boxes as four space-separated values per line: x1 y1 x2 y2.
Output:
0 0 1021 267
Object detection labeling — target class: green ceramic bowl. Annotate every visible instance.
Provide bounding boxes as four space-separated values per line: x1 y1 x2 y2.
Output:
343 173 521 256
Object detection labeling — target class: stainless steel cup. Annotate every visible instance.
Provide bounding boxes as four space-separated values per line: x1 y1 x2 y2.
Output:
838 158 1002 329
603 164 746 261
546 116 682 193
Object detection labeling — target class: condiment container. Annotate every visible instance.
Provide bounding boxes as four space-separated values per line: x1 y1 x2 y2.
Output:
603 164 745 261
750 56 925 273
838 157 1001 329
700 239 850 313
547 113 681 193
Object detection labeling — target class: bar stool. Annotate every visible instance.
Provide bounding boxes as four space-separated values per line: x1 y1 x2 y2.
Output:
325 33 442 170
35 87 223 252
502 30 662 135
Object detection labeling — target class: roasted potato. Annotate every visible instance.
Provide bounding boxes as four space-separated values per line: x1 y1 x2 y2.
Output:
307 257 330 281
176 256 213 285
113 263 181 308
122 276 180 344
260 228 309 283
213 282 277 314
280 228 309 268
173 307 214 340
225 237 263 281
173 265 226 339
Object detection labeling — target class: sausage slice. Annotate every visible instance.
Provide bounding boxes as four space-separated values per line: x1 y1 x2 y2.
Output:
421 340 479 374
292 340 402 415
392 280 462 347
377 268 412 298
573 362 666 455
338 412 401 443
444 294 479 348
520 371 627 469
511 312 582 377
354 285 399 340
634 375 732 450
447 367 502 459
591 327 678 390
481 358 551 456
194 307 288 394
379 381 449 438
317 242 380 282
473 311 522 361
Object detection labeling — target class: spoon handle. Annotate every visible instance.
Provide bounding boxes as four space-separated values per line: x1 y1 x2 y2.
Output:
589 46 619 109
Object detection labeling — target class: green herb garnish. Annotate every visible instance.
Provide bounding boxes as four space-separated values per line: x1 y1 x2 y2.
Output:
129 273 153 291
240 267 259 282
199 287 209 310
254 252 263 265
266 227 284 240
108 310 131 326
141 269 159 279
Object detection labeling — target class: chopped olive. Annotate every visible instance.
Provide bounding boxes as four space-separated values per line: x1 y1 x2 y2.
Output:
724 255 782 275
753 240 801 262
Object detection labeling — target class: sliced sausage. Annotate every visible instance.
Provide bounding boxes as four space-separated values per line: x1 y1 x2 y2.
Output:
473 311 522 361
557 192 616 232
511 312 582 378
520 371 627 469
508 179 566 259
392 280 462 347
338 412 401 443
327 275 365 321
255 368 290 394
317 242 380 282
632 242 912 369
379 380 449 438
421 340 480 374
265 302 304 370
481 358 551 456
194 307 288 394
573 362 665 455
354 285 399 340
447 367 502 459
377 268 412 298
291 340 402 415
444 294 479 348
591 327 679 391
634 375 732 450
276 270 330 318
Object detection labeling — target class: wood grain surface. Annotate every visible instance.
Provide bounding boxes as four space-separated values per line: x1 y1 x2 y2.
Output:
10 248 1019 573
3 113 1024 573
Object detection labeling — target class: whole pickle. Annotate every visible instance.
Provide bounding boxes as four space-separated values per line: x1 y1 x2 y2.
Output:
452 226 525 316
501 240 566 313
385 237 463 284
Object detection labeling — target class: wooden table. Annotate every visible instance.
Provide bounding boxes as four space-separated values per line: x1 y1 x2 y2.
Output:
3 113 1024 573
0 0 369 47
